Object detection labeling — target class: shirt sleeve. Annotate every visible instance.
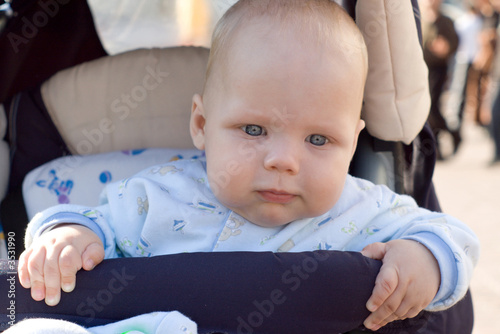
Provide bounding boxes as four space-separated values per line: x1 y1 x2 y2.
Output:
32 212 107 245
402 232 459 310
341 177 480 312
25 159 213 259
25 202 120 259
397 212 479 311
361 184 480 311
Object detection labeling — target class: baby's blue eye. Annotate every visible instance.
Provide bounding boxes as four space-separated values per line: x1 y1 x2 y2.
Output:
242 125 264 136
307 134 328 146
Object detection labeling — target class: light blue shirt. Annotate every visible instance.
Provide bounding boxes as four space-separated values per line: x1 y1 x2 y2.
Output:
27 158 479 311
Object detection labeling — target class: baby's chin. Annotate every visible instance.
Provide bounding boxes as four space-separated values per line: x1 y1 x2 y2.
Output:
227 209 288 228
250 219 292 228
233 208 318 228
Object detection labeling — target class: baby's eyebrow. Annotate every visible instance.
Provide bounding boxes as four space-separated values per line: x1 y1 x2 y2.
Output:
227 107 274 123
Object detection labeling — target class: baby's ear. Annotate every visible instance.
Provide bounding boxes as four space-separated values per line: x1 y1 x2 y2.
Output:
350 119 365 159
190 94 207 150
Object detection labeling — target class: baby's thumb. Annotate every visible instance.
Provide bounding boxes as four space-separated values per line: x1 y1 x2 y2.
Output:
361 242 387 260
81 243 105 271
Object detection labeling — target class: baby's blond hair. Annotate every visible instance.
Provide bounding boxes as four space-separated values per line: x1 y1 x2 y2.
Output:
204 0 368 92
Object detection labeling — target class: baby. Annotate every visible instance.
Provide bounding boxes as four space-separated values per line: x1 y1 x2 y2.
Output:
18 0 479 331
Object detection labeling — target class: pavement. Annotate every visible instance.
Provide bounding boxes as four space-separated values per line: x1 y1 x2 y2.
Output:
432 119 500 333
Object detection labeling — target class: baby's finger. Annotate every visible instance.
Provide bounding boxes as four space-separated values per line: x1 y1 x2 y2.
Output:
43 246 63 306
366 265 398 312
26 248 48 302
367 313 399 331
81 242 105 271
18 248 33 288
399 305 423 320
390 289 427 321
59 245 83 293
361 242 386 260
364 286 406 330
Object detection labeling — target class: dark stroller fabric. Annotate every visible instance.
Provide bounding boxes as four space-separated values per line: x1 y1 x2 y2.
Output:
0 0 107 103
0 251 473 333
1 87 71 257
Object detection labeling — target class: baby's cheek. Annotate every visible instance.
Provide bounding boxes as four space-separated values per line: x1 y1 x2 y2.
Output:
309 182 344 215
206 173 241 209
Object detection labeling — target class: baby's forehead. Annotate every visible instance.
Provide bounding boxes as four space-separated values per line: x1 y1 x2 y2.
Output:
223 20 366 84
232 9 363 51
207 3 367 83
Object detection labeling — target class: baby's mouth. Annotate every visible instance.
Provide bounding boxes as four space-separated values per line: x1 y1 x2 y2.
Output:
257 190 296 204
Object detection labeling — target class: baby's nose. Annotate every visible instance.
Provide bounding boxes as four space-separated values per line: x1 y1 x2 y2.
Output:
263 140 300 174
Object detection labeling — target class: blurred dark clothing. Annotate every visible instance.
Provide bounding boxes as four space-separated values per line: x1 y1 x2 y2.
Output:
467 13 499 126
488 14 500 162
422 13 459 157
422 14 459 67
491 87 500 161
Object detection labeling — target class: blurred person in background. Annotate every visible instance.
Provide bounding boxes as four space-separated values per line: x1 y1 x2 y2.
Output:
420 0 459 159
465 0 498 127
486 0 500 164
443 0 484 154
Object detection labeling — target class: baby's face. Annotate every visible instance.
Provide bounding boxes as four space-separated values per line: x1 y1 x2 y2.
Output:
191 23 365 227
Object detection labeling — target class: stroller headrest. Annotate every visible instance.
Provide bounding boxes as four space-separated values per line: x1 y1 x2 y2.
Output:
41 47 209 155
40 0 429 155
357 0 430 145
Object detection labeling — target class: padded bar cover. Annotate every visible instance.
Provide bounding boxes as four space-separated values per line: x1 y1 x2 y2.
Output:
0 251 383 333
0 251 473 333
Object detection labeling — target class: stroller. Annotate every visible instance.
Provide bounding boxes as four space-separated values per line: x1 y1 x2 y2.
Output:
0 0 474 333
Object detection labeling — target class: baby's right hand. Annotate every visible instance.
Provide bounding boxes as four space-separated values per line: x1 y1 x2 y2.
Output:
18 224 104 306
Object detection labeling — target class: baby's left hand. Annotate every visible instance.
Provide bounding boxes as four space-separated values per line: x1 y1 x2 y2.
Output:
361 239 440 331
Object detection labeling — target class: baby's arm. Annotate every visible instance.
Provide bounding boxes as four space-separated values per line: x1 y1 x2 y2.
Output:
334 177 479 331
18 224 104 306
361 239 440 331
